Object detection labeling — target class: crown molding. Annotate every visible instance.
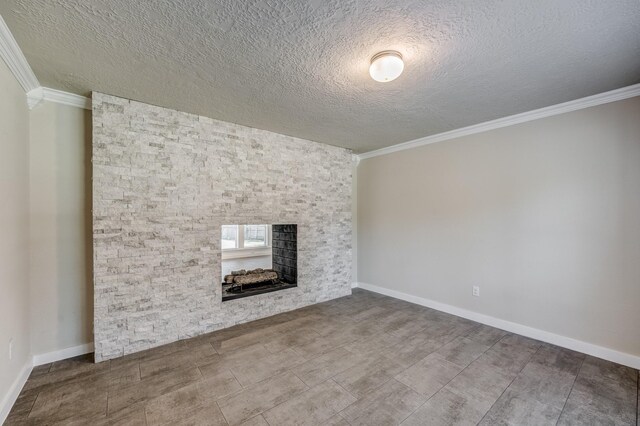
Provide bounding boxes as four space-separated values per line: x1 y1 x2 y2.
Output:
1 15 90 110
26 86 44 109
358 83 640 160
27 86 91 110
0 15 39 92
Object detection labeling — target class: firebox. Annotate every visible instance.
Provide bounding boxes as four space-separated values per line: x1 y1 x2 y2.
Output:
221 224 297 301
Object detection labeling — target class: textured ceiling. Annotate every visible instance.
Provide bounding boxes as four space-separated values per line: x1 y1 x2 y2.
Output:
2 0 639 153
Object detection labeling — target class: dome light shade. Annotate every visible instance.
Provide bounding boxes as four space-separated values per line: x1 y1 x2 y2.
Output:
369 51 404 82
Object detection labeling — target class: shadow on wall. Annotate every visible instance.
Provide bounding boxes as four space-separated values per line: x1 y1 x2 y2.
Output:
51 104 94 351
83 109 93 344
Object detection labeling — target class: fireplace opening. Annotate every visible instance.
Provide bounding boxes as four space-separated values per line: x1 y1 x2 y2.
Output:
221 224 297 301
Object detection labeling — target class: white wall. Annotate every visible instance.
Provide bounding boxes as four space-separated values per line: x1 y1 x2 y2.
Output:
0 57 91 419
29 101 93 356
0 60 31 418
358 97 640 359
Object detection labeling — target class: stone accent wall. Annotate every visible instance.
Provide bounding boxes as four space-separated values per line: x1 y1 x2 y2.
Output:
272 224 297 284
92 93 353 362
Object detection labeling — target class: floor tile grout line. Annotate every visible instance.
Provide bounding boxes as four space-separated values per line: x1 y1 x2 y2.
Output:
225 365 245 391
290 361 394 424
7 291 637 424
104 393 109 423
397 351 477 421
398 329 510 424
339 373 394 404
554 354 586 426
333 326 461 423
25 388 44 421
335 410 353 425
380 325 468 381
253 372 317 424
287 369 311 390
595 365 640 388
23 389 40 419
292 356 352 389
215 400 230 426
209 340 219 355
326 377 362 422
476 342 544 425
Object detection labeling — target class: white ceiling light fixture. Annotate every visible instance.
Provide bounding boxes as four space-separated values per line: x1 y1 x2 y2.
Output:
369 51 404 83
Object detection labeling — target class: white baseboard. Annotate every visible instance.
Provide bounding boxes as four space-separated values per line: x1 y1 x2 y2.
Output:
1 343 94 422
351 282 359 289
0 359 32 424
356 282 640 370
32 343 94 366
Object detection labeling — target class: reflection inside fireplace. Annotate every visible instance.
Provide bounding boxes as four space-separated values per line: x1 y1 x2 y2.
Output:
221 224 297 301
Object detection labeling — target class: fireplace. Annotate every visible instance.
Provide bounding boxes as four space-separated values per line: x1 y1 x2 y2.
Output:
221 224 297 301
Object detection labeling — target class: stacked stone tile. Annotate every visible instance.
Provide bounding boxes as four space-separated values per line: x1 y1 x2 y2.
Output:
92 93 353 362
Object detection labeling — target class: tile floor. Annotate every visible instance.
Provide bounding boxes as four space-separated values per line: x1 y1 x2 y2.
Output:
6 289 639 425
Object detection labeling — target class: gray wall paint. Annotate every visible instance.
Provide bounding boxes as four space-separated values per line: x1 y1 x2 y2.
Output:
358 97 640 357
92 93 353 361
29 101 93 355
0 60 31 414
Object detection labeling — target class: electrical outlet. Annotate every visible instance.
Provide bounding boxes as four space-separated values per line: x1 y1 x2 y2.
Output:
9 338 13 360
472 286 480 297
